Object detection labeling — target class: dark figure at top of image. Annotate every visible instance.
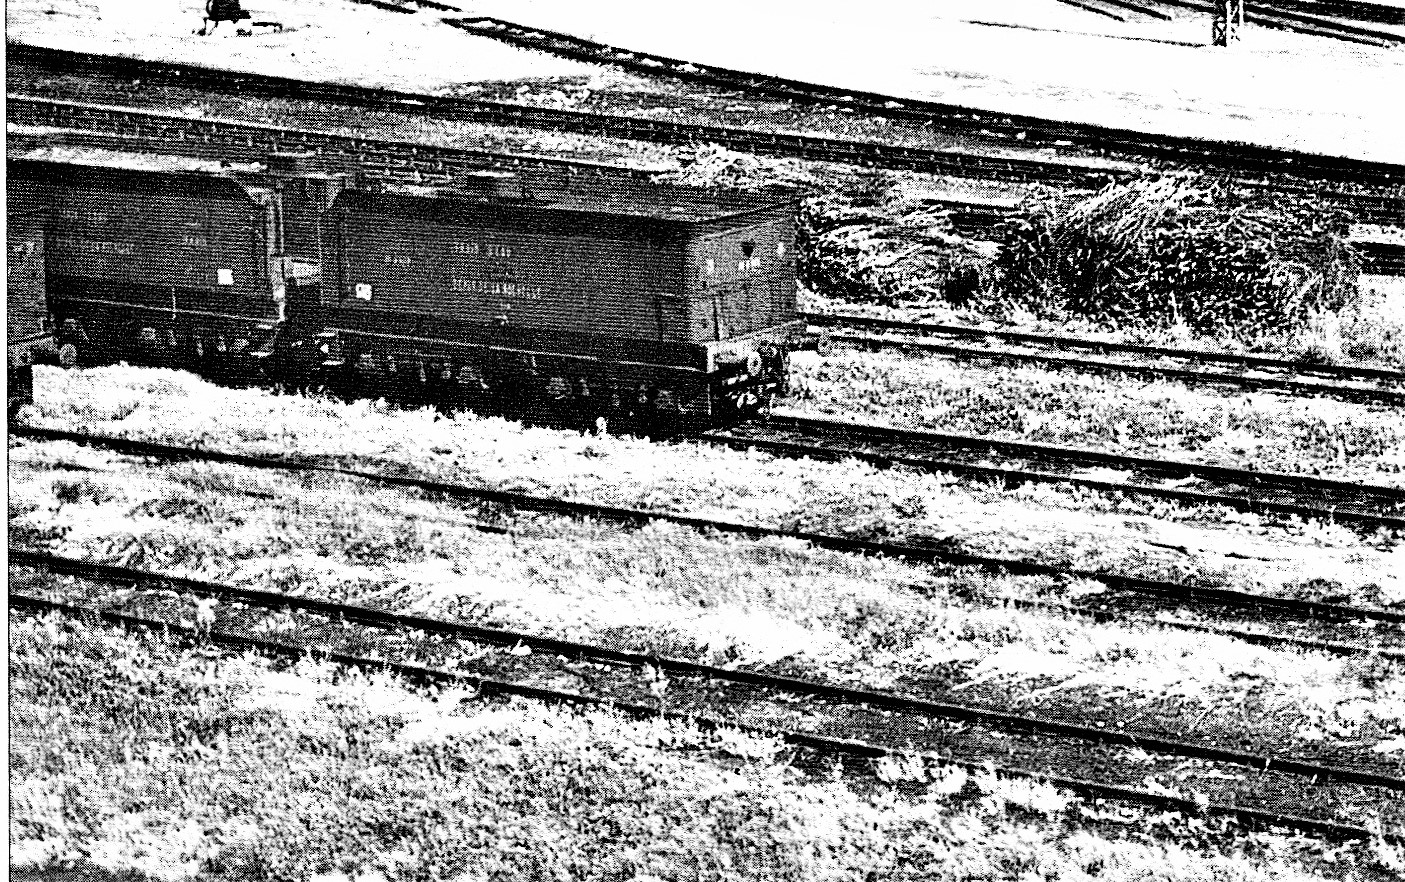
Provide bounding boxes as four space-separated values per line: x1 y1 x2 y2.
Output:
198 0 282 36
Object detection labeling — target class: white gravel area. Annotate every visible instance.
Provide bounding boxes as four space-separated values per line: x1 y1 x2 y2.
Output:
10 0 1403 162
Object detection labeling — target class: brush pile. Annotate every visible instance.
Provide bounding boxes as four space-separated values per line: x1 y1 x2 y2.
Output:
998 176 1360 336
798 189 995 307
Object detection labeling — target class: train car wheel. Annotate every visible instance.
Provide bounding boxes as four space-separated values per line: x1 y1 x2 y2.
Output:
58 344 80 369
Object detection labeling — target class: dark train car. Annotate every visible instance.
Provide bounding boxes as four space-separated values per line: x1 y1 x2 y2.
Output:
10 155 315 378
7 171 56 415
314 172 804 430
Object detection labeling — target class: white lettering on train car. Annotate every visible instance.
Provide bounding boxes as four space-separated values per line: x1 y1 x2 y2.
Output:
53 237 135 256
450 278 544 300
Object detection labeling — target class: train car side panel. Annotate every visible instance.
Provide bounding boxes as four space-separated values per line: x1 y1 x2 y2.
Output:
326 194 691 351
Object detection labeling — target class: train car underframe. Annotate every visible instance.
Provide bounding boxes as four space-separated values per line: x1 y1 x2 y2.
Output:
49 292 284 384
307 325 797 435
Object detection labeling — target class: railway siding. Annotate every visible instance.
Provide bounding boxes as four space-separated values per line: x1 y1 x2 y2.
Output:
12 568 1405 842
14 423 1403 623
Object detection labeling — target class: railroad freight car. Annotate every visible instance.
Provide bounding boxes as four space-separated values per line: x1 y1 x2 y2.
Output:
9 150 804 432
7 173 55 416
311 172 804 431
11 155 330 380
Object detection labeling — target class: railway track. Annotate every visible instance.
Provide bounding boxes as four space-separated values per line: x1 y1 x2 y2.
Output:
12 424 1405 633
11 422 1403 662
807 313 1405 404
708 413 1405 533
4 52 1142 189
12 557 1405 843
5 94 664 185
441 17 1405 193
8 45 1405 226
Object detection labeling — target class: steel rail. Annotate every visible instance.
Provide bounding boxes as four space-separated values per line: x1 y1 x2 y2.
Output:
440 17 1405 190
823 331 1405 406
5 94 664 181
1084 0 1178 18
12 552 1405 794
10 592 1393 844
13 424 1405 627
4 91 1125 190
998 595 1405 660
699 425 1405 532
1052 0 1137 22
760 413 1405 502
805 312 1405 383
8 46 1405 224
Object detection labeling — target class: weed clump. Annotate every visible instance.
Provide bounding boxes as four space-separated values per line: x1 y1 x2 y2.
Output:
998 175 1360 338
798 189 992 308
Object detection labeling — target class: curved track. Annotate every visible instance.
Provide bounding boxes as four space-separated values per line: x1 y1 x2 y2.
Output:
11 559 1405 843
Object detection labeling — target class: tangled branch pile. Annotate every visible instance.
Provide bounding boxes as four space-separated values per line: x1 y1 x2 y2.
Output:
998 176 1360 336
798 188 995 307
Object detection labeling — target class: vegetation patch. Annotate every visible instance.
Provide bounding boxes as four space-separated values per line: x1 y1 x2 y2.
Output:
797 185 995 307
998 176 1360 337
11 437 1405 764
12 610 1395 882
788 348 1405 486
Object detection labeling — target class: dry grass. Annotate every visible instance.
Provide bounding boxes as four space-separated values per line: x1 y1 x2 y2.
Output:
10 428 1405 756
11 609 1390 881
17 365 1404 608
787 348 1405 486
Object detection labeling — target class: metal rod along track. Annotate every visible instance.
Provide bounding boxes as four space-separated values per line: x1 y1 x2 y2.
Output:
759 413 1405 502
